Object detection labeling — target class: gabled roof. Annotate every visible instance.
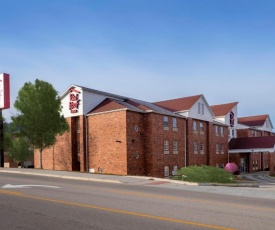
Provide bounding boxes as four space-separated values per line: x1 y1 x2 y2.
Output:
229 136 275 151
153 95 202 112
238 115 269 127
210 102 238 117
60 84 128 101
89 98 144 114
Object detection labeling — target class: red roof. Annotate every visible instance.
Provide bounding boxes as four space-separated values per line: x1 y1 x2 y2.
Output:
89 98 126 114
229 136 275 150
126 99 151 111
153 95 202 112
238 115 268 127
210 102 238 116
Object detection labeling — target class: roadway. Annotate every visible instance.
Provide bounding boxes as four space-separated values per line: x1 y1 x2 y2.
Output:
1 172 275 230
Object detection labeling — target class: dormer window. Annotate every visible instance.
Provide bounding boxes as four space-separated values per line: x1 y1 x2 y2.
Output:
198 102 204 115
198 102 201 114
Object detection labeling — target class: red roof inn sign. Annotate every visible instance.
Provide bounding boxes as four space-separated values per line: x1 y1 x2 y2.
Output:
69 87 81 113
0 73 10 110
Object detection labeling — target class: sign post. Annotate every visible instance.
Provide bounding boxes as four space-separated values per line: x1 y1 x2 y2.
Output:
0 73 10 167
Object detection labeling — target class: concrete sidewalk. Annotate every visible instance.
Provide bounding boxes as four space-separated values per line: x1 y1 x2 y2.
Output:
0 167 257 187
0 167 200 186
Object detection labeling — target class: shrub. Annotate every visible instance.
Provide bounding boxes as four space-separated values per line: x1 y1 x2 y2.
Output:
174 165 236 183
224 162 238 174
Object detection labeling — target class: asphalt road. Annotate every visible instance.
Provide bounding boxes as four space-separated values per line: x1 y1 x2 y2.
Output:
1 173 275 230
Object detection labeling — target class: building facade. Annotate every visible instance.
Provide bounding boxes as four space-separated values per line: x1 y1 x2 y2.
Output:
34 85 275 177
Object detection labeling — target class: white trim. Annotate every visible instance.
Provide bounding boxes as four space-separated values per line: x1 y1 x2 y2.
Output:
229 148 275 153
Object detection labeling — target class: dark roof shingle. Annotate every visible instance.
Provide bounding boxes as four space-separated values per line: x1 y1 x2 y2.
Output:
229 136 275 150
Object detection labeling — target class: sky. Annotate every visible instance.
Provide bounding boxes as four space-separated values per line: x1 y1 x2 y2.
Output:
1 0 275 125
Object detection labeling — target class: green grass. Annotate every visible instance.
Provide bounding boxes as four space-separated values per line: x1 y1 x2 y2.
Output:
173 165 236 183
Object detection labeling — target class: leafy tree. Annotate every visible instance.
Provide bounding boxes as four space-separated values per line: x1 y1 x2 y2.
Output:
7 137 33 166
12 79 69 169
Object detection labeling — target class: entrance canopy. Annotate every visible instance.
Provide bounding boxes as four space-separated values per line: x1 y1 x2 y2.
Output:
229 136 275 153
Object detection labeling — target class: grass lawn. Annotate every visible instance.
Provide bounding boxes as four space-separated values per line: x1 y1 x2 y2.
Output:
173 165 236 183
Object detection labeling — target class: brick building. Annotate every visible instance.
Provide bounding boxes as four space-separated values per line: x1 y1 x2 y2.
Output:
211 103 275 175
34 85 275 177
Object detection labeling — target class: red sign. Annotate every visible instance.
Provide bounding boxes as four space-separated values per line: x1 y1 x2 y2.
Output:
0 73 10 110
69 87 80 113
230 111 234 127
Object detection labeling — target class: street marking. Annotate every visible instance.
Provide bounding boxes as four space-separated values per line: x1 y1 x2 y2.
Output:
0 190 22 195
1 184 61 189
0 191 235 230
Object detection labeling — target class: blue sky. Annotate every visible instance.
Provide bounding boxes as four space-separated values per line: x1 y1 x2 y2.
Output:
1 0 275 124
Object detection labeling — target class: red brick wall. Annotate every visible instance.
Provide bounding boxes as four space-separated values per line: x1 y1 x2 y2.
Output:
126 111 146 176
34 118 72 171
143 114 186 177
87 111 128 175
186 119 228 168
269 153 275 176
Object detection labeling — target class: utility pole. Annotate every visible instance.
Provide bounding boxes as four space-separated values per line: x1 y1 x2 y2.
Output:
0 110 4 167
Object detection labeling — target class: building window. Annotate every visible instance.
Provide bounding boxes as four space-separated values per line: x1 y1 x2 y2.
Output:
216 144 219 154
164 166 169 177
232 129 235 137
172 165 178 175
200 122 204 133
200 143 204 154
194 142 198 154
220 127 224 136
215 125 219 136
193 121 197 132
172 117 178 131
173 140 178 154
164 140 169 154
221 144 224 154
163 116 169 130
198 102 201 114
202 103 204 115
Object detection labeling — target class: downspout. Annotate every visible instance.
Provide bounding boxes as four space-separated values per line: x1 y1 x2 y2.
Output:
184 117 187 167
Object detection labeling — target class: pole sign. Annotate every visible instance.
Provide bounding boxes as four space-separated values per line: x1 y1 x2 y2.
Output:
0 73 10 110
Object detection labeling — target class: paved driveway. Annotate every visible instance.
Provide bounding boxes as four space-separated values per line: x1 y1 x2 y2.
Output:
242 171 275 185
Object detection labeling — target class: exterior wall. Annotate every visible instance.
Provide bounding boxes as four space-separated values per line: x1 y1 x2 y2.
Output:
87 111 128 175
126 111 146 176
61 86 84 117
82 91 108 115
225 105 238 139
237 128 273 138
186 118 228 168
186 118 208 166
229 152 270 173
209 124 229 168
269 153 275 175
143 113 185 177
34 118 72 171
4 154 18 168
181 97 213 122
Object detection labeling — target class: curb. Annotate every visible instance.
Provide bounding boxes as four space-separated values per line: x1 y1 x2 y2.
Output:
0 170 122 184
0 169 260 187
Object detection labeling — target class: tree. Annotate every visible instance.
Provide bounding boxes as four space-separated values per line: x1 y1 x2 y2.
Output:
12 79 69 169
7 137 33 166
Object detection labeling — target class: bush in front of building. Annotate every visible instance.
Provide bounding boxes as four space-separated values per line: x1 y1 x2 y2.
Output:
224 162 239 175
174 165 236 183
